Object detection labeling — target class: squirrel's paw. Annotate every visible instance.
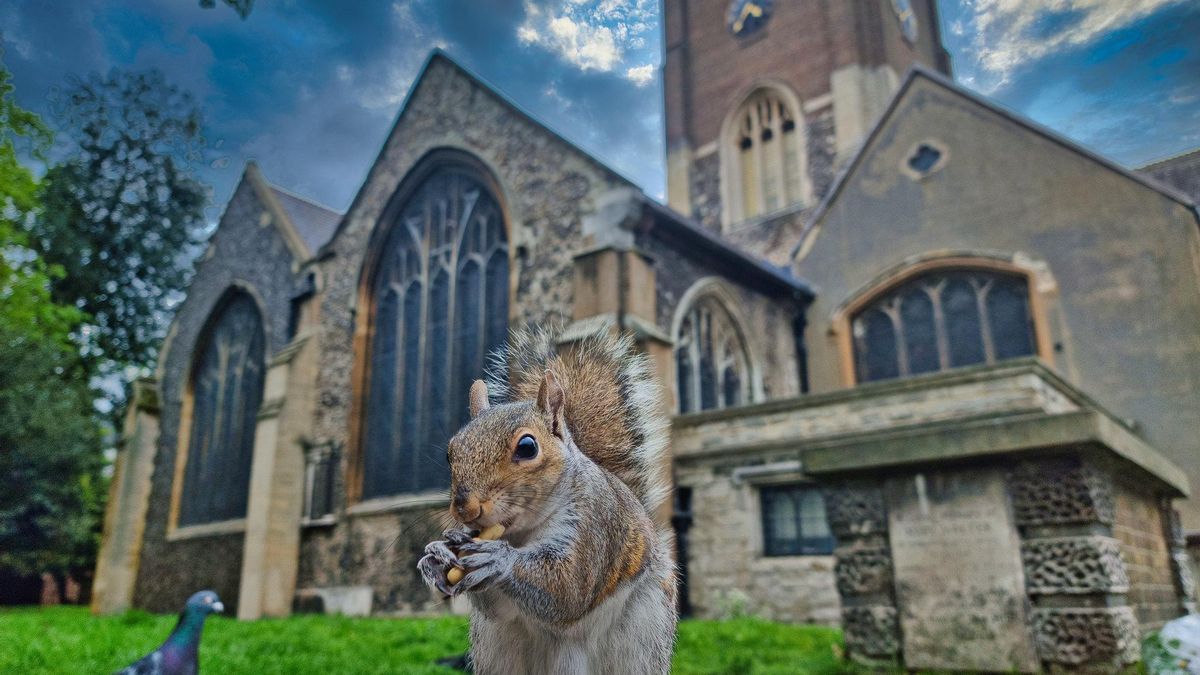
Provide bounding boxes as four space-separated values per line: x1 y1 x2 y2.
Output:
452 539 515 596
442 528 475 547
417 540 459 597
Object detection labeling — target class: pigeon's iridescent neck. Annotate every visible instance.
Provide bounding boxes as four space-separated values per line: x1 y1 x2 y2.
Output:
164 608 208 653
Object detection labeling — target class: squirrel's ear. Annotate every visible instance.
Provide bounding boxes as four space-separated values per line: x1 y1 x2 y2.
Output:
536 369 566 437
469 380 490 419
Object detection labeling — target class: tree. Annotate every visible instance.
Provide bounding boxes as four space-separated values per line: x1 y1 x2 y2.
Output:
0 59 103 586
31 69 209 377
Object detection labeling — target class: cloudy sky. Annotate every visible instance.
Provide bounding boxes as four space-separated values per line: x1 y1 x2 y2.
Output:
3 0 1198 217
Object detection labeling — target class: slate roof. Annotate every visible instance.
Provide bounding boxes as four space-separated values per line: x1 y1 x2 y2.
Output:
267 185 342 255
1140 148 1200 205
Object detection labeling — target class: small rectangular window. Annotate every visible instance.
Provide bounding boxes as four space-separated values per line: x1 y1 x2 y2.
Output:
760 484 834 556
304 444 337 522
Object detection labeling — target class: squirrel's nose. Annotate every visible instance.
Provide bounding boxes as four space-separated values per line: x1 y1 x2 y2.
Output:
452 488 482 523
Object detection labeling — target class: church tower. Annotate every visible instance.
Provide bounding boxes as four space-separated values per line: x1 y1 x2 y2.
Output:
663 0 951 233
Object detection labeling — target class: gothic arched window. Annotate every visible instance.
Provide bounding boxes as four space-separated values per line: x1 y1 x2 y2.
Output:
851 269 1037 383
178 291 265 526
727 89 807 222
675 296 752 414
361 164 509 499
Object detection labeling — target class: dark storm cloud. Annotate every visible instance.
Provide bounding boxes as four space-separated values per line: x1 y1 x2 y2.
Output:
2 0 1197 217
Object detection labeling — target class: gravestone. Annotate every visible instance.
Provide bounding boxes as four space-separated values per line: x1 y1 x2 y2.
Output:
886 469 1039 672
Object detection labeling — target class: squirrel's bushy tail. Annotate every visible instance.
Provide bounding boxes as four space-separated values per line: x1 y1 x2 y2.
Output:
486 325 670 513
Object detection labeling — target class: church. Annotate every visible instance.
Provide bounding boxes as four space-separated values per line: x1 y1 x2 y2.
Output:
94 0 1200 670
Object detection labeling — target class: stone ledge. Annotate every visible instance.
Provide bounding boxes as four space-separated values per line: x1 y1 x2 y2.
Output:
674 358 1069 427
166 518 246 542
347 491 448 516
802 410 1188 497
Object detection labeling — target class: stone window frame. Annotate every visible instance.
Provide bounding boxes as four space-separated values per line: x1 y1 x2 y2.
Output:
830 254 1056 387
719 81 812 228
670 277 764 414
344 148 515 511
167 282 270 541
301 441 338 527
731 465 835 559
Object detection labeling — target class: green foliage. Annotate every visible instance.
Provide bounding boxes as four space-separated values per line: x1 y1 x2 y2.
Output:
30 69 209 376
676 617 861 674
0 610 865 674
0 325 104 576
0 58 103 579
1143 631 1187 674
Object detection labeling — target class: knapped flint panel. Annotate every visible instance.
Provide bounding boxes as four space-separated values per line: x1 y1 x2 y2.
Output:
1020 536 1130 595
822 481 886 538
835 541 893 597
1031 607 1140 666
841 605 900 659
1009 458 1115 526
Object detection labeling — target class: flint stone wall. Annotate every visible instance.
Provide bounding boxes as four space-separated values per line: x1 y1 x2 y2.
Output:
295 57 629 614
675 461 840 624
134 178 308 613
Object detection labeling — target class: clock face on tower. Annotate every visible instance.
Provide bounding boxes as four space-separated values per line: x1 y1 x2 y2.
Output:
727 0 774 37
891 0 919 43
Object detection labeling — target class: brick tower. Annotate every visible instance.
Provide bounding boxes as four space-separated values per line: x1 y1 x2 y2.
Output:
663 0 950 232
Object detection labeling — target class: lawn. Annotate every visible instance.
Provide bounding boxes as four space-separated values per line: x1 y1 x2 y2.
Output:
0 607 863 674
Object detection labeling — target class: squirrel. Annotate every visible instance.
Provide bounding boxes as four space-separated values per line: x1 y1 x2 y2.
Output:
417 326 677 675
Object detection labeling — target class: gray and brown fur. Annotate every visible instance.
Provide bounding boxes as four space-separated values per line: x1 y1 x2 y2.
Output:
417 327 677 674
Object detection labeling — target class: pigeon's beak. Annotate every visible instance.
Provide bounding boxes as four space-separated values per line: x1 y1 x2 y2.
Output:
212 601 225 613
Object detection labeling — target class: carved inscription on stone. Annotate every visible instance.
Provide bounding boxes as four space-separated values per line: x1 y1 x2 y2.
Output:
886 469 1039 673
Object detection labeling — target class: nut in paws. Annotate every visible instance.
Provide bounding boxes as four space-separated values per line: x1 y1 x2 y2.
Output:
452 538 515 595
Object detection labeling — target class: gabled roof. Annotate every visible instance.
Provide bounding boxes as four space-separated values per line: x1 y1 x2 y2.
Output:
1140 147 1200 173
241 162 341 261
328 49 812 298
640 196 814 299
330 49 640 248
791 66 1200 261
268 185 342 254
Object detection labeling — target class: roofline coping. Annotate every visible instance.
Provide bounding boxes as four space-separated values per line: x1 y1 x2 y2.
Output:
790 65 1200 262
244 161 314 261
325 49 643 251
639 195 816 299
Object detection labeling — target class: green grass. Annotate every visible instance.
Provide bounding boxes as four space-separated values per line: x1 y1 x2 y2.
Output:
0 607 865 674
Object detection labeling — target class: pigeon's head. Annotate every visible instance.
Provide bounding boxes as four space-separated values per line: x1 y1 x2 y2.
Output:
185 590 224 615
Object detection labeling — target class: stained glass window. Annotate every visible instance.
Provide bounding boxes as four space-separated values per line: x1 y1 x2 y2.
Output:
675 296 751 414
852 269 1035 383
362 166 508 498
179 292 265 526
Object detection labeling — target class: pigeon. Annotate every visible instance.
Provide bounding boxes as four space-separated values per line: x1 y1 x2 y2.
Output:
115 590 224 675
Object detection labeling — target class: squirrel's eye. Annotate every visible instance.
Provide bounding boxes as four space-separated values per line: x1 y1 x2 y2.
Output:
513 434 539 462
